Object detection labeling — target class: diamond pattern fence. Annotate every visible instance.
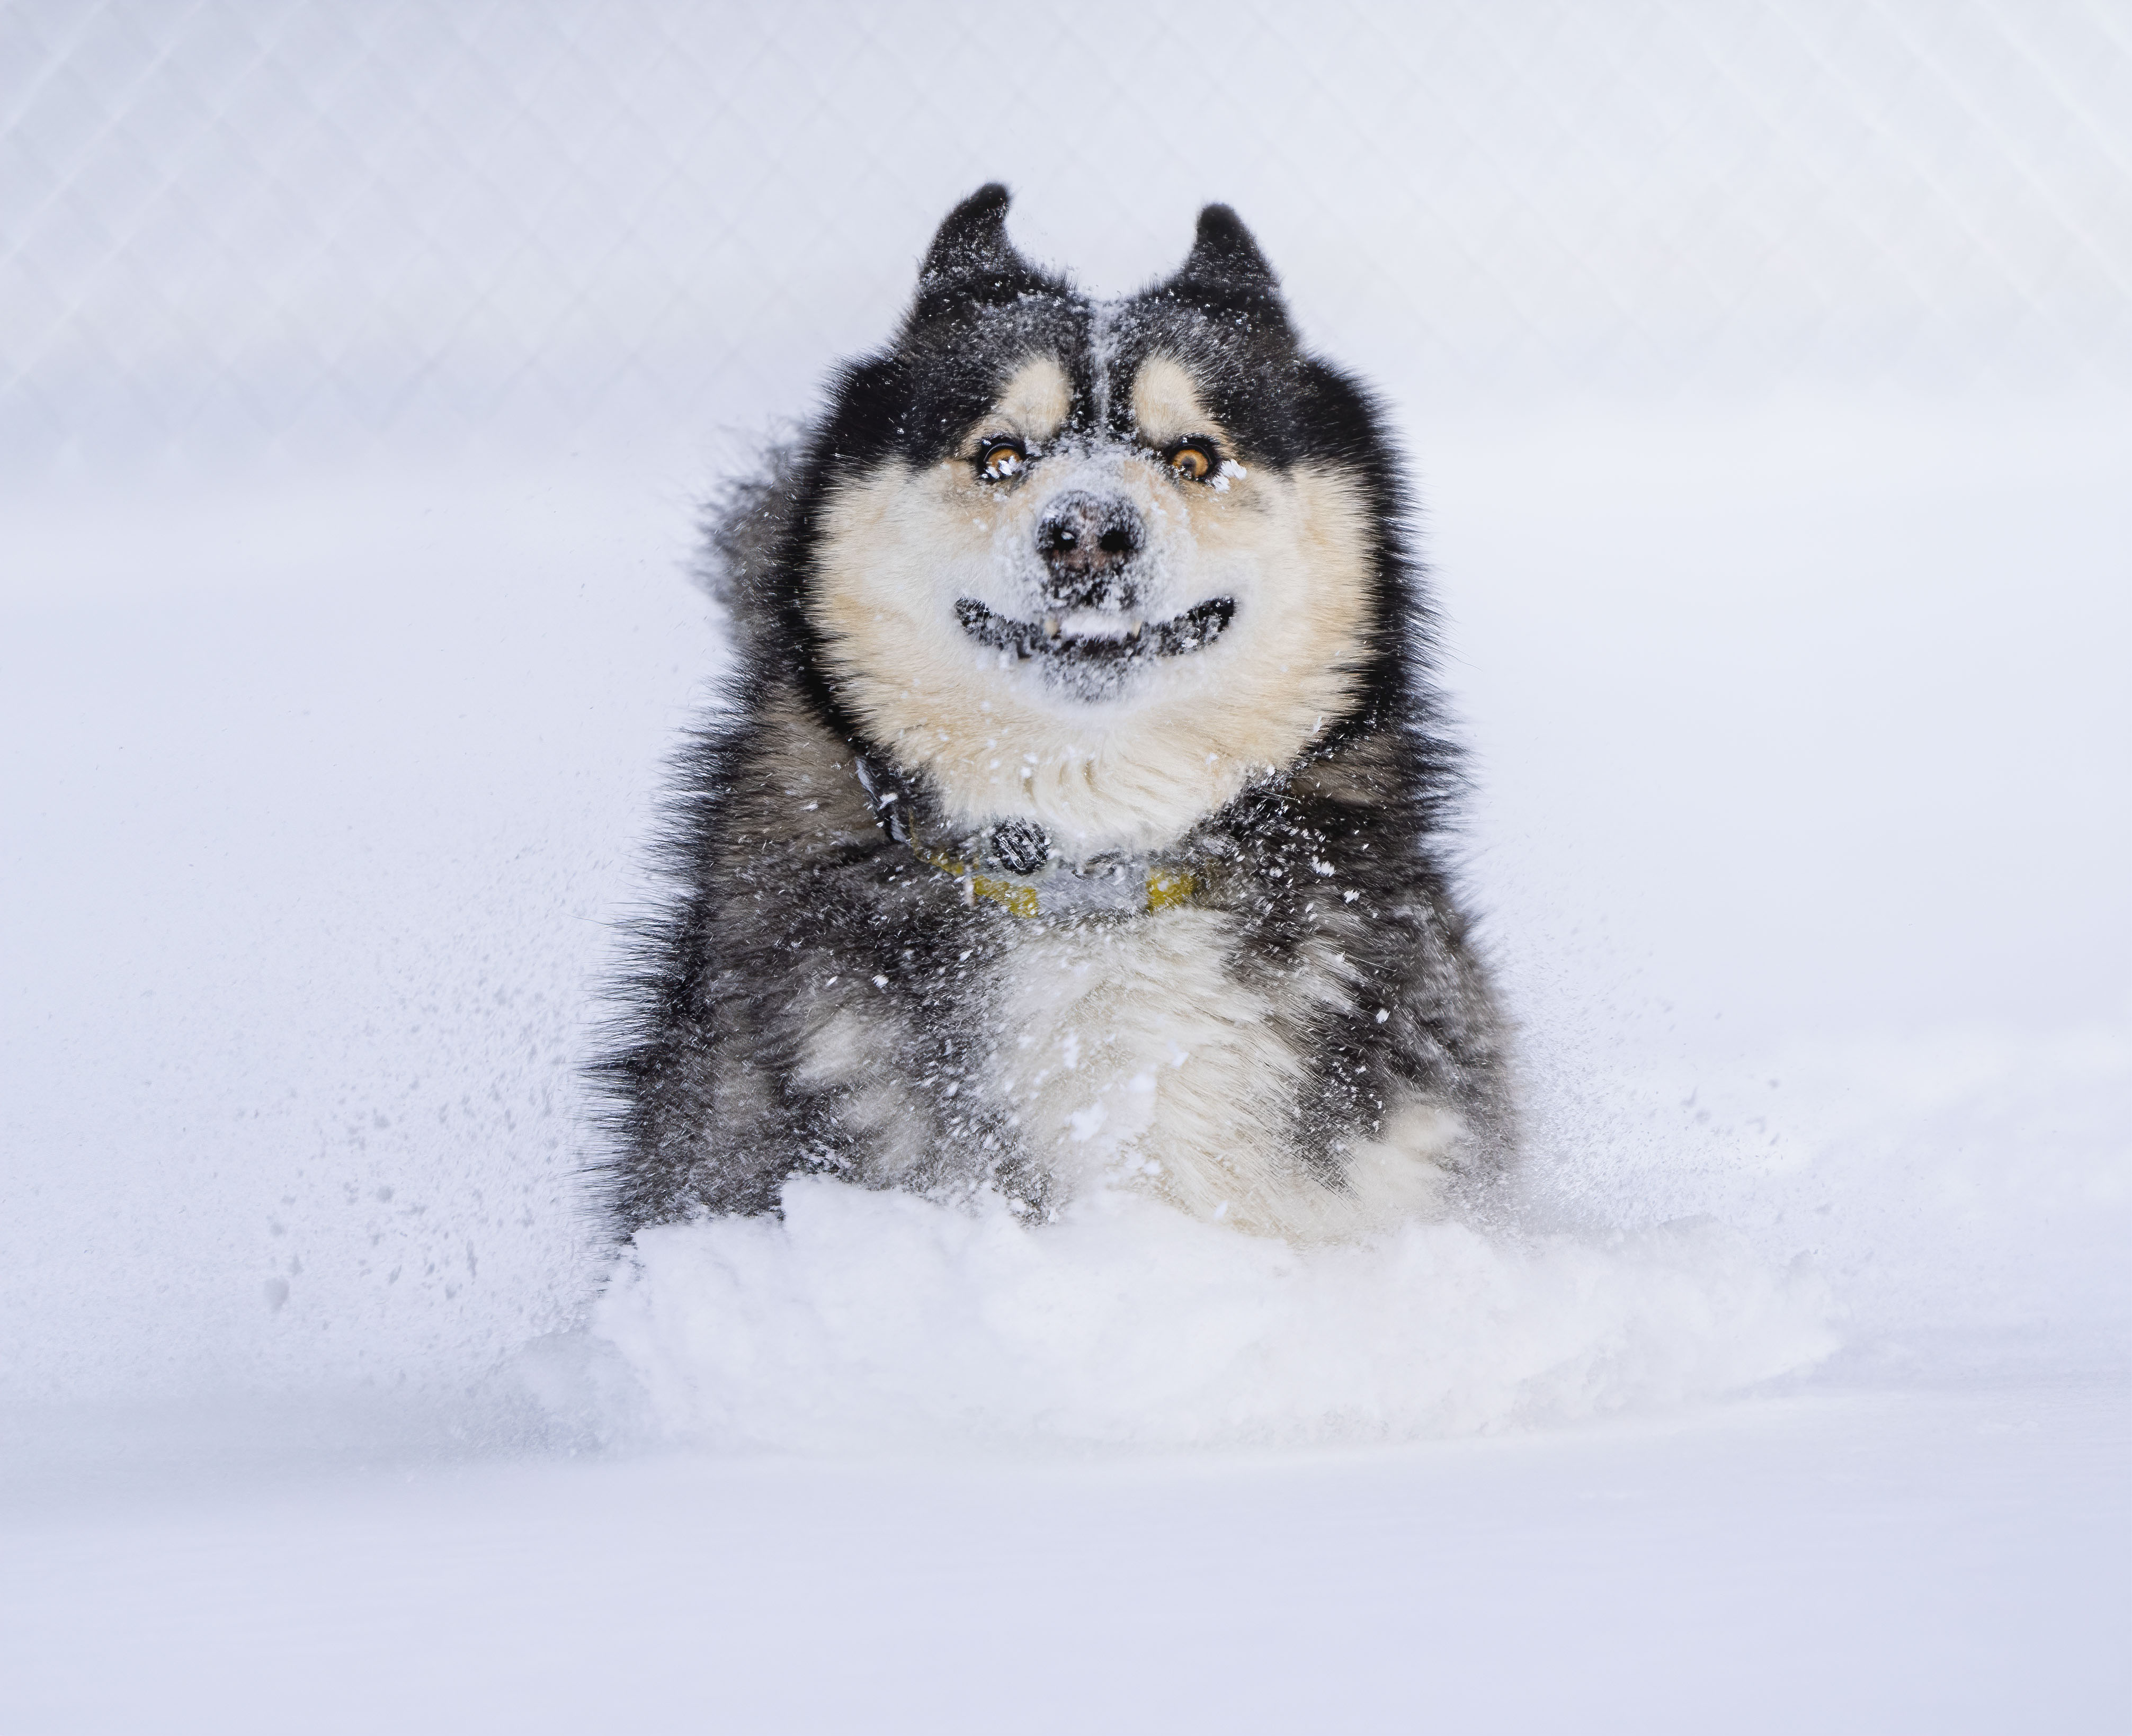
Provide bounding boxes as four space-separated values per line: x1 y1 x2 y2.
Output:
3 0 2128 477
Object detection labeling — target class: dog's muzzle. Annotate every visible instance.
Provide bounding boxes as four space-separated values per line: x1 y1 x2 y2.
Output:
956 486 1235 674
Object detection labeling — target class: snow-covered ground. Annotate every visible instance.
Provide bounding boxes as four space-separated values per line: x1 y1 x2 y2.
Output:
4 1381 2124 1733
3 391 2126 1730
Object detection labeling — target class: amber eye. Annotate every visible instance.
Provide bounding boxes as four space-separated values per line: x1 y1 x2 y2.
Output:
1168 442 1214 482
980 439 1026 481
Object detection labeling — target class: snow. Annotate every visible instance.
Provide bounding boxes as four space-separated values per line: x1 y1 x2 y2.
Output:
3 1383 2125 1733
569 1187 1832 1452
4 395 2125 1731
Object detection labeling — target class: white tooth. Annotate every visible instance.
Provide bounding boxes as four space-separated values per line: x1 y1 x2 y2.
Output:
1129 621 1144 640
1045 615 1060 639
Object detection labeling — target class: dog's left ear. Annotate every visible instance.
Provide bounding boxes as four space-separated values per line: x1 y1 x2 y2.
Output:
1175 204 1280 292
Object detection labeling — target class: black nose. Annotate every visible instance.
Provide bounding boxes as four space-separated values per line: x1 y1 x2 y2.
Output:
1036 492 1142 610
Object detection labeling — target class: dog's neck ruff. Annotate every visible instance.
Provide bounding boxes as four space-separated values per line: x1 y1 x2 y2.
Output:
851 754 1198 919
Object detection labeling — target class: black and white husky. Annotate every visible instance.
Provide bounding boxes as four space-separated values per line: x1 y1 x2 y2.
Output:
600 185 1511 1241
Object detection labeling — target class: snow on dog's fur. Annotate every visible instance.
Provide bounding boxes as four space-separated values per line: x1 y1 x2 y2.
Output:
597 185 1513 1240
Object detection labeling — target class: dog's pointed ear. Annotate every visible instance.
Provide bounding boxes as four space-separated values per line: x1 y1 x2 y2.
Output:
920 183 1020 284
1177 204 1279 291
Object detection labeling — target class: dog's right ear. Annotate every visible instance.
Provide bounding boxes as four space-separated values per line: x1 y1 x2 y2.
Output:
919 183 1020 285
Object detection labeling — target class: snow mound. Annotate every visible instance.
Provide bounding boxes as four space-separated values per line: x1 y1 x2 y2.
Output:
546 1180 1836 1452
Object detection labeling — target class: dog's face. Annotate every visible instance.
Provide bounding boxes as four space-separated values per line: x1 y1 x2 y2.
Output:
804 187 1397 857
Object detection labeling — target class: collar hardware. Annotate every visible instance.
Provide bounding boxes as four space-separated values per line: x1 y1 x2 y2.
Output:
914 845 1196 919
855 753 1196 918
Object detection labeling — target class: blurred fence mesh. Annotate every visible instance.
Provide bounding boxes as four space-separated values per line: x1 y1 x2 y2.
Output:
4 0 2127 474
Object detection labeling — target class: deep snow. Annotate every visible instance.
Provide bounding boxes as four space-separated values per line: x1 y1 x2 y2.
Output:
3 389 2126 1730
569 1188 1834 1452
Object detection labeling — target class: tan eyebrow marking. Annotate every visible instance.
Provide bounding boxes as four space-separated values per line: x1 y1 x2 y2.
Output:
978 355 1071 446
1130 353 1223 448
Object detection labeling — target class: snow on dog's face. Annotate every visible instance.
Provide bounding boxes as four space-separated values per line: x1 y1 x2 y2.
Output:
803 186 1400 858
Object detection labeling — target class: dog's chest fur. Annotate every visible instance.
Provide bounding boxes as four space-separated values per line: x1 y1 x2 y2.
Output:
997 906 1321 1229
605 693 1492 1238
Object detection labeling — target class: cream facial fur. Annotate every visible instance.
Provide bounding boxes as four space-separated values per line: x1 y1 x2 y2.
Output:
809 354 1375 857
985 354 1072 444
1128 353 1210 447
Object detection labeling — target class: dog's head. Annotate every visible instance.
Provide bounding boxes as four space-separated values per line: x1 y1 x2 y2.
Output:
792 185 1409 858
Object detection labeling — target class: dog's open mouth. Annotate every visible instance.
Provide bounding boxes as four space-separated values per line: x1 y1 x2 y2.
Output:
954 596 1236 664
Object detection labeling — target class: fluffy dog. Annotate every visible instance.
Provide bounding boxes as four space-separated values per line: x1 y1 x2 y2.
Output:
599 185 1511 1240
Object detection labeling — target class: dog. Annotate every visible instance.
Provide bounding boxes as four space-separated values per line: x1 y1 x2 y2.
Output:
598 185 1511 1241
